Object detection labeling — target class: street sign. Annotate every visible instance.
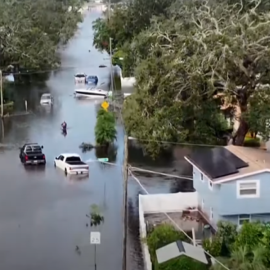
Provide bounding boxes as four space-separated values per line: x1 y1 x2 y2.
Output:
98 158 109 162
101 101 109 110
90 231 101 244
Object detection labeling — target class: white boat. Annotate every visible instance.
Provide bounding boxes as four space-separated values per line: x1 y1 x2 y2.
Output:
40 93 53 105
75 73 86 84
74 88 108 98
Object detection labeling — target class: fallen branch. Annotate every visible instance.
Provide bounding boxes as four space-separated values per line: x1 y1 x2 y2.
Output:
79 142 95 152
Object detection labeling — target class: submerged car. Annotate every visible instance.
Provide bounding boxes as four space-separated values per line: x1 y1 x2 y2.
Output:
75 73 86 84
19 143 46 165
86 75 98 85
40 93 53 105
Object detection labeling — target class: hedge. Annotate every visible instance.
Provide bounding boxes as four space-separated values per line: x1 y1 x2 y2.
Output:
243 137 261 147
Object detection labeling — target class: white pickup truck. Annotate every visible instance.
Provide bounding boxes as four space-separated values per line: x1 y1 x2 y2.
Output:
54 153 89 175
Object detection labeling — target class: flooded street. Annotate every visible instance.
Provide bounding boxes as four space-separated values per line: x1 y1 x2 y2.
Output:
0 7 194 270
0 9 123 270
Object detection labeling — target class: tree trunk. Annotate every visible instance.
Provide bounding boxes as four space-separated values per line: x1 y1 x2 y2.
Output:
233 118 249 145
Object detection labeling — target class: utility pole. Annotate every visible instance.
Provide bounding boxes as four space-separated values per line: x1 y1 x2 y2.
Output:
0 70 3 118
108 0 111 20
109 37 116 111
122 135 128 270
109 38 114 92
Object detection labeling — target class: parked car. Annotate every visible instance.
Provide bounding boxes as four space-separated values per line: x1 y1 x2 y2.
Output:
86 75 98 85
19 143 46 165
40 93 53 105
54 153 89 175
75 73 86 84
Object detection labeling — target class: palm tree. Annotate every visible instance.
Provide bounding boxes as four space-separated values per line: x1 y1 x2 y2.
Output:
211 245 268 270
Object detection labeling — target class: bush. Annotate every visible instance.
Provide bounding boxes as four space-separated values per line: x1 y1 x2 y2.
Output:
243 137 260 147
95 109 117 146
147 224 187 258
202 237 222 257
147 224 208 270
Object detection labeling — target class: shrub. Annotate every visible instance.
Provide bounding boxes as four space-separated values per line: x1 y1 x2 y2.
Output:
202 237 222 257
95 109 117 146
147 224 208 270
243 137 260 147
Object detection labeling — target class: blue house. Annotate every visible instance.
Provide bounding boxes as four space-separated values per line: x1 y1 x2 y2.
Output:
184 145 270 228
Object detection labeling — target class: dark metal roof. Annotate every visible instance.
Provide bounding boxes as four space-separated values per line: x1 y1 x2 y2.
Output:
186 147 248 180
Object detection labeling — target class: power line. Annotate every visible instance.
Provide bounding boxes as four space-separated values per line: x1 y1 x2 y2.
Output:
86 160 229 269
128 136 225 148
129 166 193 180
128 170 230 270
1 64 111 76
89 160 229 268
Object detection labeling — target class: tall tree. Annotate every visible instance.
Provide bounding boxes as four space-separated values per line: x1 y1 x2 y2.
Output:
122 0 270 155
0 0 84 76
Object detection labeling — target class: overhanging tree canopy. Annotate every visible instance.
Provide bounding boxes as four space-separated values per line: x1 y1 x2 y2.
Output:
0 0 83 74
122 0 270 155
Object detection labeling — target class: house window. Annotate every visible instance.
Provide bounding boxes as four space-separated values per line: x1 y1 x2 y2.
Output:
208 180 213 190
237 180 260 198
200 173 204 181
238 214 251 225
210 207 213 220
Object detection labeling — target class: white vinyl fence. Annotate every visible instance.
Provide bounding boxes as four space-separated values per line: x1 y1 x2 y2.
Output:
138 192 198 270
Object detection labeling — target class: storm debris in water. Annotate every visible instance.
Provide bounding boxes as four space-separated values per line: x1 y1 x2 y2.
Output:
75 246 81 255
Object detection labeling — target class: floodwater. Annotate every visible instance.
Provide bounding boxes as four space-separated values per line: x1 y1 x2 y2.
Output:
0 6 194 270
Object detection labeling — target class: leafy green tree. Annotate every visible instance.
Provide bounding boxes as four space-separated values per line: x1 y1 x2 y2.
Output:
121 0 270 155
95 109 117 146
0 0 83 80
92 0 175 74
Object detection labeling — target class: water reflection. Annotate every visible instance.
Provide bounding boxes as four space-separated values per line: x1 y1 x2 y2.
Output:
95 145 117 162
128 194 145 270
23 165 46 174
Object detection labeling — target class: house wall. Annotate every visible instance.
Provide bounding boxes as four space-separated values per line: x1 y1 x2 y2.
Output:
193 166 270 226
218 172 270 215
220 214 270 226
193 167 220 227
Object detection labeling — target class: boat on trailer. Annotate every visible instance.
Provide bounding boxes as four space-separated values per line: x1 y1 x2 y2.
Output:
74 87 108 98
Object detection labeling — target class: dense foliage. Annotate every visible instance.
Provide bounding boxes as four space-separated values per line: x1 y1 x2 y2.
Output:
147 221 270 270
95 108 117 146
147 224 209 270
93 0 270 157
0 0 84 78
203 221 270 270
